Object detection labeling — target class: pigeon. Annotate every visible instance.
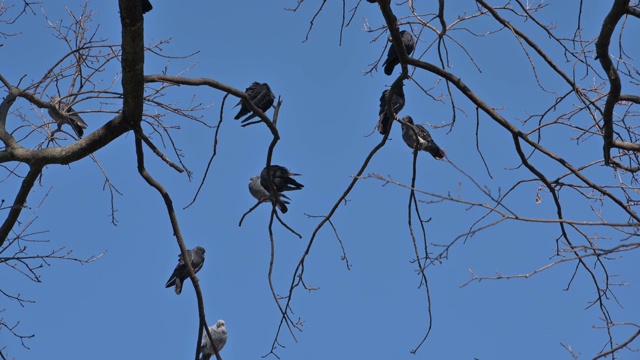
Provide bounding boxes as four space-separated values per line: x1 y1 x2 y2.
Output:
234 82 276 123
377 83 405 135
249 175 290 213
260 165 304 194
401 115 445 159
366 0 377 2
382 30 415 76
48 96 88 138
165 246 206 295
200 320 228 360
141 0 153 13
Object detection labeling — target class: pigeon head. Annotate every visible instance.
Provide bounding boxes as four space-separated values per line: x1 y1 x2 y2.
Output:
195 246 206 254
402 115 414 125
216 320 226 329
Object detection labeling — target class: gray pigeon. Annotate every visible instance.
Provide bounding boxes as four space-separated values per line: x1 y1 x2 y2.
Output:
234 82 276 123
200 320 228 360
249 175 290 213
141 0 152 13
260 165 304 193
383 30 416 76
401 115 445 159
165 246 206 295
377 83 405 135
48 96 88 138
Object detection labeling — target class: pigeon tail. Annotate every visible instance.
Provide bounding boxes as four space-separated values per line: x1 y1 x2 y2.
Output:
174 278 183 295
378 115 391 135
384 60 398 76
239 114 258 123
284 178 304 191
277 199 289 214
427 146 445 160
69 120 84 138
234 108 249 120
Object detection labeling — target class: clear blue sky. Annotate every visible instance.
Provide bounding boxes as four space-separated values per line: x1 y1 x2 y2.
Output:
2 1 639 359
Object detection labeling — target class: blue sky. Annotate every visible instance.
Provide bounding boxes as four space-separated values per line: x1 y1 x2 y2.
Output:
2 1 639 359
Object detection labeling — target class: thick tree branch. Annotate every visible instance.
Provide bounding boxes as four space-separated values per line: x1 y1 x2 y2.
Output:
595 0 628 165
0 166 42 245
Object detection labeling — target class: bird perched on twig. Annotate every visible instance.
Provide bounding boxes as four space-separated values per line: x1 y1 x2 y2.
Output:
48 96 88 138
165 246 205 295
401 115 445 160
377 83 405 135
234 82 275 124
382 30 415 76
200 320 228 360
260 165 304 194
249 175 290 213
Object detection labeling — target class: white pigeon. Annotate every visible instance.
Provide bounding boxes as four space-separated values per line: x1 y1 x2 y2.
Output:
248 175 290 213
200 320 228 360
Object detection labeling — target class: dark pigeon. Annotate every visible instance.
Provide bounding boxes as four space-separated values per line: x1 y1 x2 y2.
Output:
377 83 405 135
200 320 228 360
48 96 88 138
383 30 415 76
165 246 206 295
401 115 445 160
234 82 276 123
366 0 377 2
141 0 153 14
249 175 290 213
260 165 304 194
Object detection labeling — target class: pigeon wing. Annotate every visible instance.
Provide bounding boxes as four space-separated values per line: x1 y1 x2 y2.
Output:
377 85 405 135
382 45 399 76
49 99 88 138
190 247 205 274
239 83 275 123
165 250 188 288
415 124 445 159
234 82 261 120
402 31 416 56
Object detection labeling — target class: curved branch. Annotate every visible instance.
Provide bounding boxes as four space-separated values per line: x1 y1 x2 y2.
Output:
595 0 629 165
0 166 42 245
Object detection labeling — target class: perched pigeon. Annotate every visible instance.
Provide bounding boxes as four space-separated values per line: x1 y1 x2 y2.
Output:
200 320 228 360
234 82 276 123
401 116 445 159
260 165 304 194
141 0 153 13
48 96 88 138
165 246 206 295
377 83 405 135
249 175 290 213
382 30 415 76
